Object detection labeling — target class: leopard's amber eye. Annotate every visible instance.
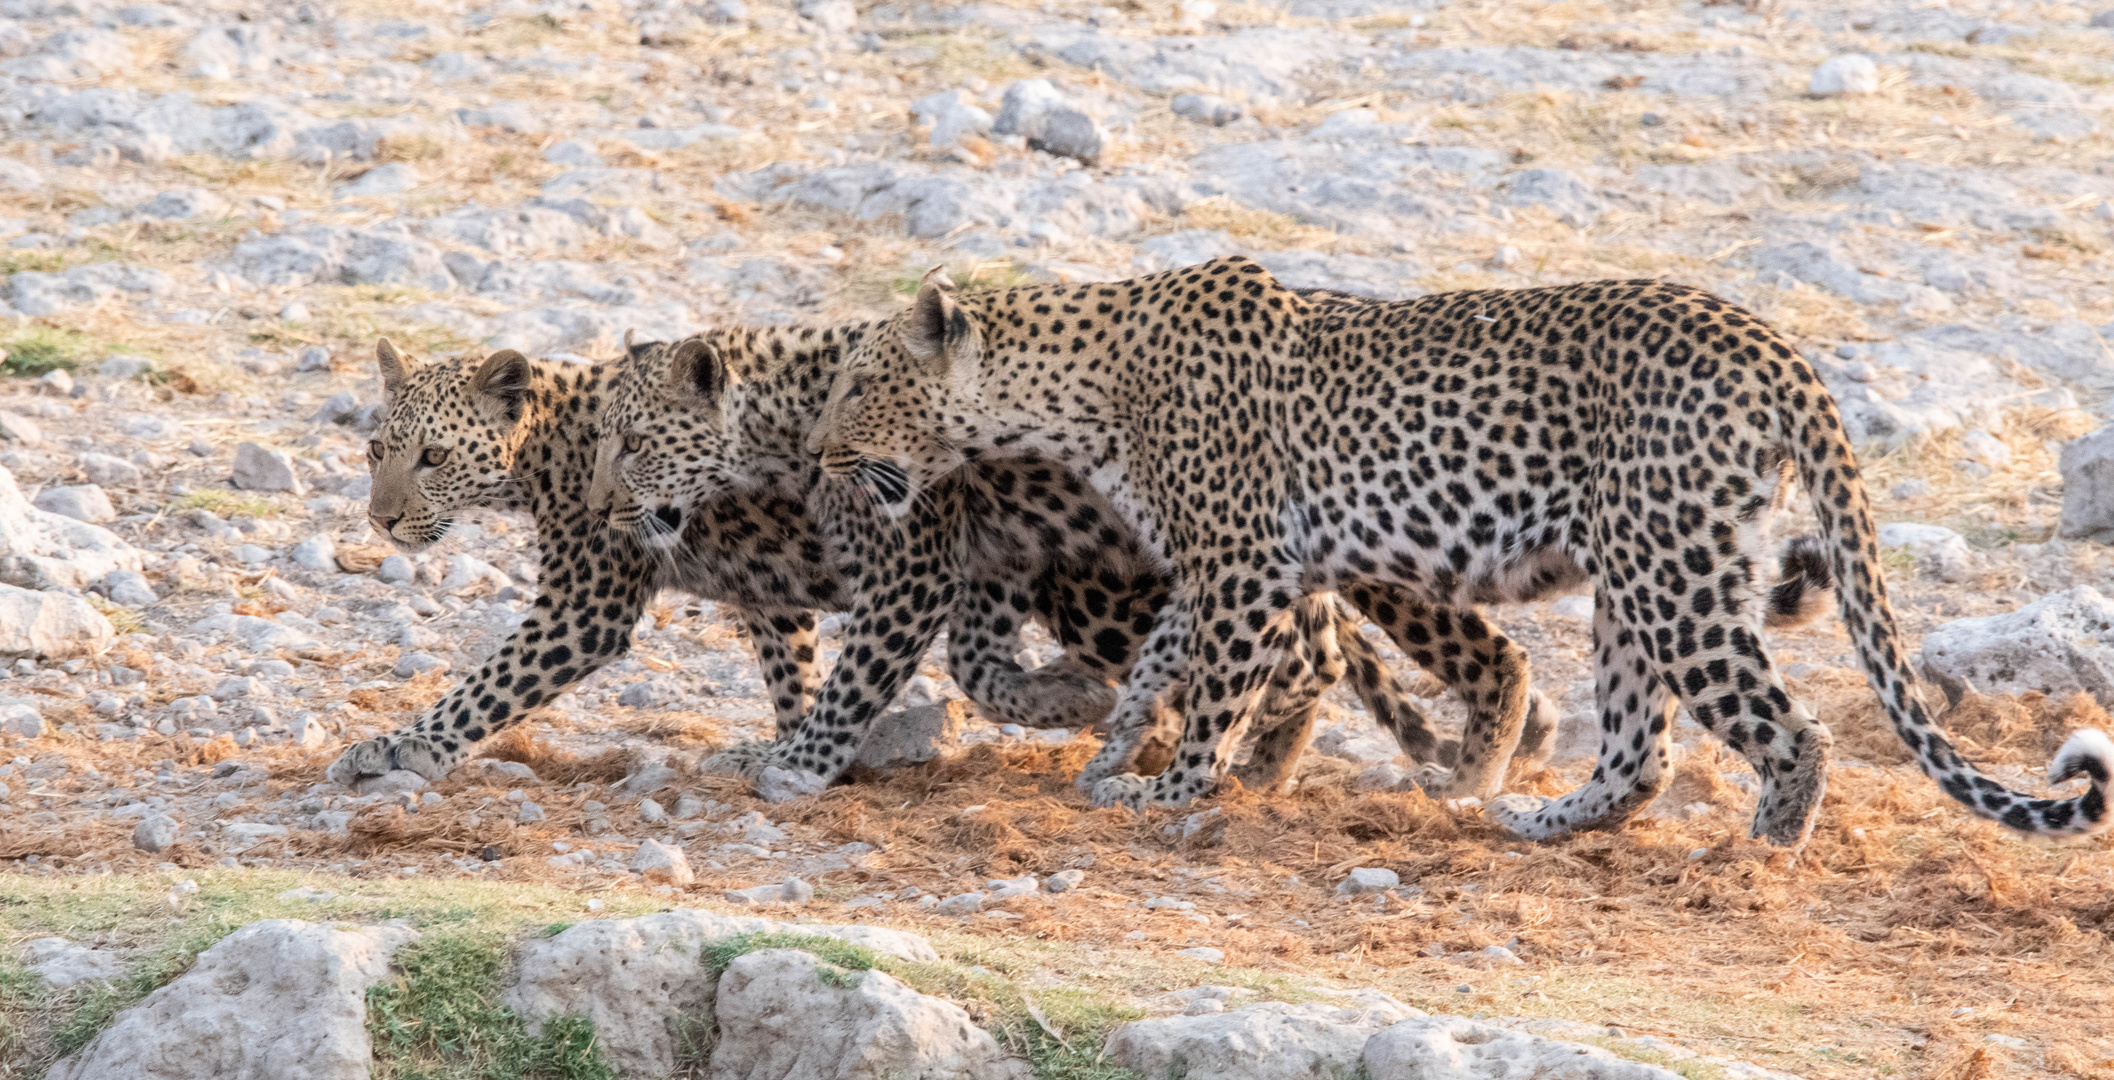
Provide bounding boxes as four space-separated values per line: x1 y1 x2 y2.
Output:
621 434 644 455
367 440 384 460
419 447 450 467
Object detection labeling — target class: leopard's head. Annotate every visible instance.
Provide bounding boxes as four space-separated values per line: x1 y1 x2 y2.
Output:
366 338 534 551
587 336 737 549
809 268 980 517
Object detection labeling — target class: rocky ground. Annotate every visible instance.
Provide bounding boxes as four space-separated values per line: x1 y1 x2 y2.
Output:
2 0 2114 1075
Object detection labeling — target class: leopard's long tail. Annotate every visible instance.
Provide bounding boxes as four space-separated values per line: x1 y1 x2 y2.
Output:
1777 359 2110 837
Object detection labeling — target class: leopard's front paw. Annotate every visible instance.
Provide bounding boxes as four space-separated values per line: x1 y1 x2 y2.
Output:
703 740 783 779
756 765 829 804
326 737 396 789
1075 739 1139 790
1485 792 1563 840
326 735 451 790
1089 773 1151 809
1408 763 1454 795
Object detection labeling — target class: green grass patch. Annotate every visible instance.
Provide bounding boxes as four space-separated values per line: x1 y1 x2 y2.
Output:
366 930 615 1080
889 261 1038 297
0 252 68 276
0 326 97 378
172 489 284 519
701 931 882 982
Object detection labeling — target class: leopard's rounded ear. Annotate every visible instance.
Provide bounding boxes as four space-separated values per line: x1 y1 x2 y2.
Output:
376 338 421 400
905 266 976 376
469 349 532 427
668 339 725 406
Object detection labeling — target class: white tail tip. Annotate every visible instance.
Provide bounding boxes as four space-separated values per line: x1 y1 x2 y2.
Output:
2049 728 2114 786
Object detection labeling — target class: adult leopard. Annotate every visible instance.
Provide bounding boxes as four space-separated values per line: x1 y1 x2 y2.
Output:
585 332 1524 800
806 258 2111 847
328 335 1157 787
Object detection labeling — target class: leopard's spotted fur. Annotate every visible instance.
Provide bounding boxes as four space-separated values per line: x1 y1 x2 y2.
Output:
584 330 1500 800
808 259 2111 846
329 335 1142 787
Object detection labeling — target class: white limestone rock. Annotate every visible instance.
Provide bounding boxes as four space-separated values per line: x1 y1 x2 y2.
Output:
0 463 143 589
1877 522 1974 583
2058 425 2114 542
1808 55 1879 97
1364 1015 1686 1079
1106 993 1424 1080
1921 586 2114 701
710 949 1032 1080
0 583 113 658
34 484 115 524
630 839 694 886
46 920 415 1080
856 701 967 769
506 911 937 1077
231 442 302 493
24 937 125 987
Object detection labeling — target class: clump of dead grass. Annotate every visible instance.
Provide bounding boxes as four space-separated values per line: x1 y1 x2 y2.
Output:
1163 195 1342 250
482 728 634 785
342 804 528 859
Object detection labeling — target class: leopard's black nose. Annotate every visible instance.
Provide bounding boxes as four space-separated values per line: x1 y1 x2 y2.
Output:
654 506 683 532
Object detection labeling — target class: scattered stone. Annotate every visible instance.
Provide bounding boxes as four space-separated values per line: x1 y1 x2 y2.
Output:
638 797 667 824
1356 763 1410 792
46 920 416 1080
337 162 420 198
517 800 546 822
507 911 937 1077
1044 868 1087 893
935 891 985 915
799 0 856 32
724 877 813 905
24 938 125 987
1921 586 2114 702
98 355 155 380
375 555 415 584
393 652 448 678
2058 425 2114 542
231 442 302 494
1108 994 1424 1080
439 554 509 595
712 949 1032 1080
1877 522 1974 583
912 90 994 149
1173 93 1243 127
856 700 967 768
618 758 677 794
1364 1016 1686 1079
291 534 337 571
0 583 114 658
0 463 144 589
1177 946 1225 963
33 485 115 524
76 452 143 487
1809 55 1879 97
101 569 157 607
355 770 429 797
629 839 694 886
290 713 332 748
0 413 39 445
1337 867 1400 896
3 701 42 737
1958 428 2012 472
618 681 655 708
1480 945 1524 966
